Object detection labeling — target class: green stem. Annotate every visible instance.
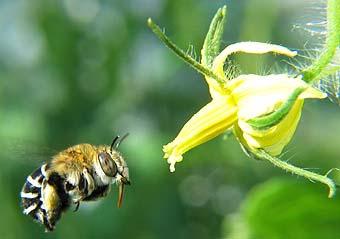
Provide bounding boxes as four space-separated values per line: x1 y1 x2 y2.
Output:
302 0 340 83
147 18 226 84
254 150 336 198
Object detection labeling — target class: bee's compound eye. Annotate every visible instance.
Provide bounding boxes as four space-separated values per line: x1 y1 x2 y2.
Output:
65 181 75 191
98 152 118 177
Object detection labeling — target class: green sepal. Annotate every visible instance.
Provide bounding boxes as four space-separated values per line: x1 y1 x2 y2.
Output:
247 87 305 130
147 18 226 84
201 5 227 68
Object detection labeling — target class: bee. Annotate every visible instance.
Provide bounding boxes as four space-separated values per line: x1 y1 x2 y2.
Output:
20 135 130 232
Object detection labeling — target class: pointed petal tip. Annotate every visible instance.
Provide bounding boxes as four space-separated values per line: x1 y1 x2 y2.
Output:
300 87 328 99
221 5 227 15
147 18 152 26
287 50 297 57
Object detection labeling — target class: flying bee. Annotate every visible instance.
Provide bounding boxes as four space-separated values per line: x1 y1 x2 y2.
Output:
20 135 130 232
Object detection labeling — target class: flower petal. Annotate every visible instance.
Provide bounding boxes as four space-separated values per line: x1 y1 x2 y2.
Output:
203 42 297 100
229 74 326 120
238 99 303 156
213 42 297 79
163 96 237 172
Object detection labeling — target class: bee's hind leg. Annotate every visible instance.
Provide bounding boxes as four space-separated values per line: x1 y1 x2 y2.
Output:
73 202 80 212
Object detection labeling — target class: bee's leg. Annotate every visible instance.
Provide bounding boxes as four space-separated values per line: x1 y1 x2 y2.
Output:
83 185 110 201
81 168 95 197
71 169 95 209
73 202 80 212
41 172 70 231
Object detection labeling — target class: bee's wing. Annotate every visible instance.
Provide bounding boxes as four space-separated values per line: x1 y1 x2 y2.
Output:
1 138 57 167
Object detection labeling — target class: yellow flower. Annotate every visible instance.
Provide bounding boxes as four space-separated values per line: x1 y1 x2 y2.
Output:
149 2 338 196
163 42 326 172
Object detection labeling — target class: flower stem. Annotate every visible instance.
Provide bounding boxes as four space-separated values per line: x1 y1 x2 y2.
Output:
302 0 340 83
147 18 226 84
254 149 336 198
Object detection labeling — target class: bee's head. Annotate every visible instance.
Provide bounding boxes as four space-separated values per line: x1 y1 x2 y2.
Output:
96 134 130 207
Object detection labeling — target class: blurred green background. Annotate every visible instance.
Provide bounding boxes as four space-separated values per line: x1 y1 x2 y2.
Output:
0 0 339 238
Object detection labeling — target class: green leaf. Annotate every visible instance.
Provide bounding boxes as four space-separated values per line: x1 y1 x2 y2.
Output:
201 5 227 68
225 178 340 239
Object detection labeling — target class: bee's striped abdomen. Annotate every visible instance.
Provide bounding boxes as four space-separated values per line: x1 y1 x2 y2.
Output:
21 165 46 224
20 164 70 231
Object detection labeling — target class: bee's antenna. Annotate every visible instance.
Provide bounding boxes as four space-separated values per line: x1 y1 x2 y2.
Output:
110 136 120 153
110 133 129 153
115 133 129 149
